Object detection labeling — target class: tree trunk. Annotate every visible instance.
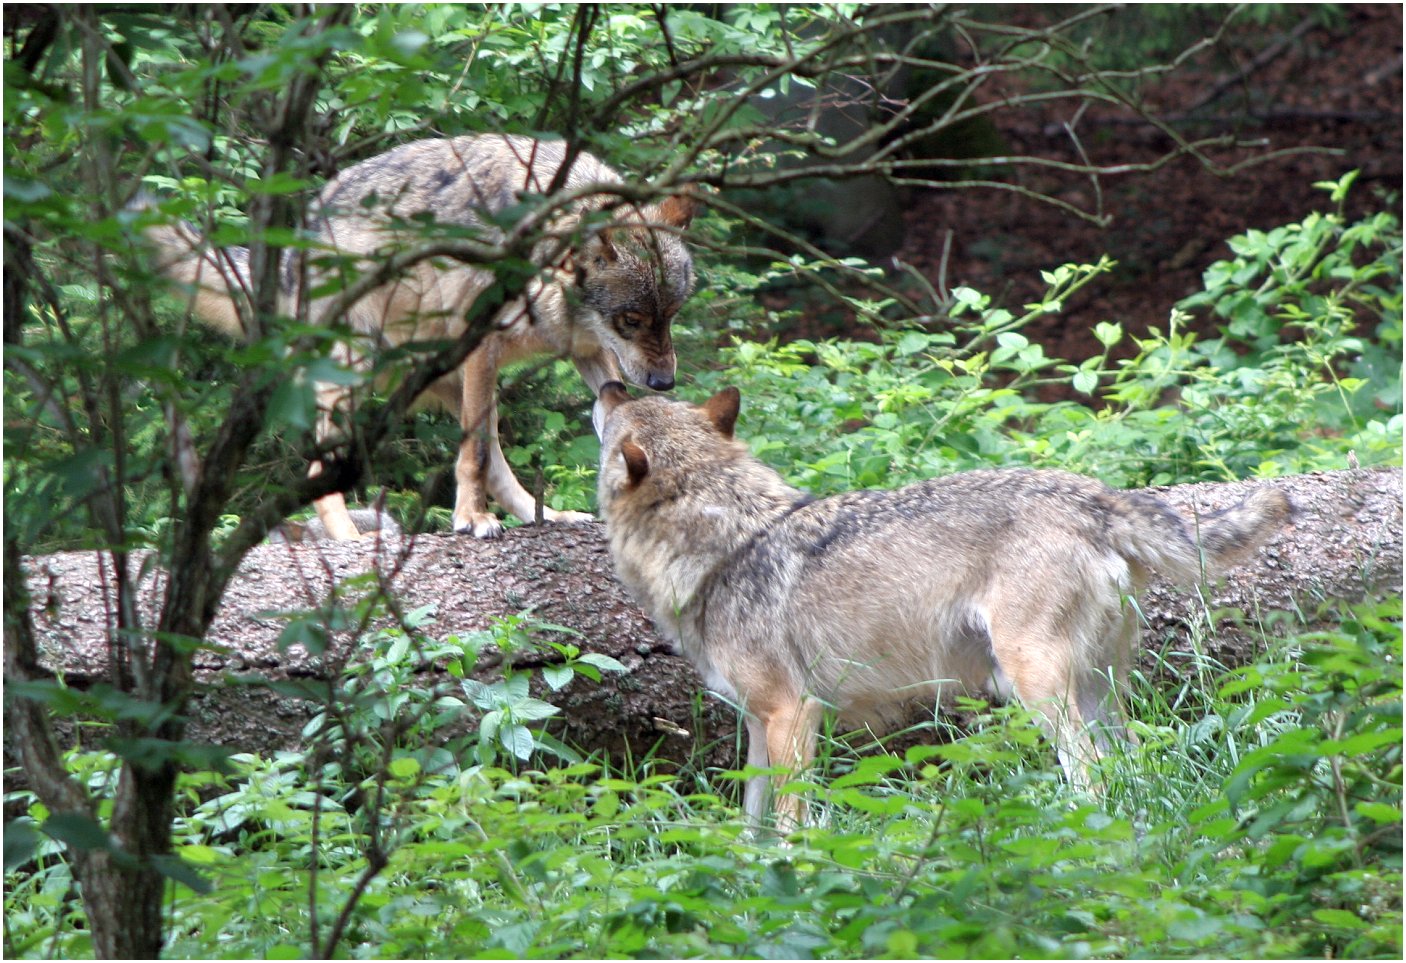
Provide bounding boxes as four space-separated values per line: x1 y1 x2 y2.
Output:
14 467 1402 775
5 540 168 958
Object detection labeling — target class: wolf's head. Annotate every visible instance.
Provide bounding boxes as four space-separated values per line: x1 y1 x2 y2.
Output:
593 381 798 648
572 194 696 392
593 380 743 499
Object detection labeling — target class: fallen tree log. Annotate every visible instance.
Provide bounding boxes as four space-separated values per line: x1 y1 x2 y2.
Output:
16 467 1403 772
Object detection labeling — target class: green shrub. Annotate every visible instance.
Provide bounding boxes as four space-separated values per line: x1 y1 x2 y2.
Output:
690 172 1401 494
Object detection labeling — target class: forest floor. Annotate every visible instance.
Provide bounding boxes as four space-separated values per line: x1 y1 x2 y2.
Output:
780 5 1402 367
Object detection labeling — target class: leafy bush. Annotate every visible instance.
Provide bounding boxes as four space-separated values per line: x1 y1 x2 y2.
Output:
690 172 1401 494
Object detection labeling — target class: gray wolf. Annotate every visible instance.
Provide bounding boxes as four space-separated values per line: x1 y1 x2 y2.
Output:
594 383 1292 828
142 134 695 540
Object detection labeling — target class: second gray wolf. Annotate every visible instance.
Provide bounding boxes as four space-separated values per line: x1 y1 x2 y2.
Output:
142 134 695 540
594 383 1292 828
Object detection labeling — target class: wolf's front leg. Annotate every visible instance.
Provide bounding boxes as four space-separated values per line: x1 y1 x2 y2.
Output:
576 349 628 442
453 349 506 538
454 347 593 535
743 715 774 824
472 342 603 528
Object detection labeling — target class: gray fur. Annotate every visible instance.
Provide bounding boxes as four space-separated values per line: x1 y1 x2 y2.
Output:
596 387 1292 827
139 134 696 539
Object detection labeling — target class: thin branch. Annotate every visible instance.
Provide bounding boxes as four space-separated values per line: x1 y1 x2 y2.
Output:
1184 13 1318 115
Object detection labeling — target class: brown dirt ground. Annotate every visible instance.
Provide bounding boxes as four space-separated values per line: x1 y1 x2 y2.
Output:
796 5 1403 363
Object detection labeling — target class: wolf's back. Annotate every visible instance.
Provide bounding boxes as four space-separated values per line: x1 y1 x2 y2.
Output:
140 135 625 337
1106 486 1291 584
317 134 622 223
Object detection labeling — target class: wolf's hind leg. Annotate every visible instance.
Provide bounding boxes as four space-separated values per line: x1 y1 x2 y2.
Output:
1076 611 1140 753
990 618 1100 791
310 485 366 542
309 381 366 542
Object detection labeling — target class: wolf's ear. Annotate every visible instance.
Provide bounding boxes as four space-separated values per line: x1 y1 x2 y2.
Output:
598 380 631 411
620 439 650 486
594 381 631 439
657 191 697 230
701 386 740 438
577 226 618 271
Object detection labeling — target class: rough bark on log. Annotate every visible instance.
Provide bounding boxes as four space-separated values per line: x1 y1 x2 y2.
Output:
16 467 1403 773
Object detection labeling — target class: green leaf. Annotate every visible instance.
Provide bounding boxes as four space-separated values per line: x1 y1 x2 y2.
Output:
178 844 224 865
42 812 111 852
1167 912 1222 941
1320 728 1403 757
388 756 421 780
105 738 234 775
386 633 411 664
542 664 574 690
244 171 312 196
4 177 53 202
1093 321 1123 347
594 789 620 818
1313 169 1359 204
831 787 909 815
3 820 41 870
151 853 212 894
577 652 628 674
1354 802 1402 824
895 332 930 356
304 356 365 387
267 376 317 432
278 615 329 655
1312 907 1368 929
501 723 535 760
511 698 560 723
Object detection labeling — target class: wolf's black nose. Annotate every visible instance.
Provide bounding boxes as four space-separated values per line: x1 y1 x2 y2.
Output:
646 372 675 391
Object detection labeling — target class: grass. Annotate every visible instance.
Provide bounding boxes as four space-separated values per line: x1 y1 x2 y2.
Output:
6 596 1400 960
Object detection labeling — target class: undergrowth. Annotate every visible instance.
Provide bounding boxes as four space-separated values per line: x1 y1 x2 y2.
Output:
689 173 1401 495
5 597 1400 959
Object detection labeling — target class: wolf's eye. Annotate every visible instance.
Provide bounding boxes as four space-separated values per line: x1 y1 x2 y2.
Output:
619 313 646 331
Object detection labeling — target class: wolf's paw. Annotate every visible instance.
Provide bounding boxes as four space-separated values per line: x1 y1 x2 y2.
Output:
543 509 596 526
454 512 504 539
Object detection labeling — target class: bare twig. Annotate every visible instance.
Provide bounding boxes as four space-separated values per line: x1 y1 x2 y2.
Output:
1184 13 1318 115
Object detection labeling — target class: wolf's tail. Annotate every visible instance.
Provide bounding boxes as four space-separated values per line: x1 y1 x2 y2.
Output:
132 195 250 337
1107 486 1292 584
